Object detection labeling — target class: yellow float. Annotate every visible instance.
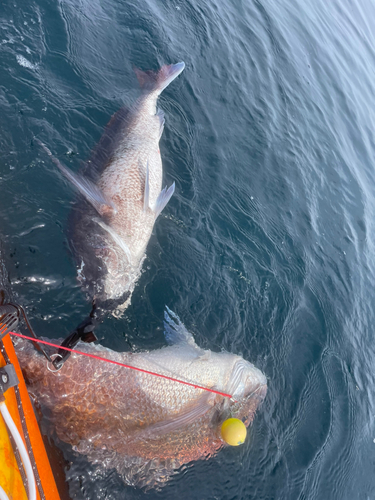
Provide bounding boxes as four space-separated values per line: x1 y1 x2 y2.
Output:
221 418 247 446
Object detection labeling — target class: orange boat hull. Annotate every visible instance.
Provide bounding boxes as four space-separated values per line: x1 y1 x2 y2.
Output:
0 334 61 500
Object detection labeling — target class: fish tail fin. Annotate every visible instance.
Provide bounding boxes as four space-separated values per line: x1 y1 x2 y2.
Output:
134 62 185 95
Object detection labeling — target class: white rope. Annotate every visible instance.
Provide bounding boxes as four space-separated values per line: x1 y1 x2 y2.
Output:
0 401 36 500
0 484 10 500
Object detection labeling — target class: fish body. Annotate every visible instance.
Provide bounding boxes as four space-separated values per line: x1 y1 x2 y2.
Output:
15 309 267 488
44 62 185 312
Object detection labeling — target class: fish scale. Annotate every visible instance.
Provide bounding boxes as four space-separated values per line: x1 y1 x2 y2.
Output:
42 63 185 312
14 308 267 489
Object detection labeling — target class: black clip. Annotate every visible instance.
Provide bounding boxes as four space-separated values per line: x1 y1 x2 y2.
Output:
0 364 19 402
52 313 97 370
51 291 130 370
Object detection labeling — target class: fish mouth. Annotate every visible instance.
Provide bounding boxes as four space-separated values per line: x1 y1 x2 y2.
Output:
245 377 267 418
228 359 267 399
249 381 267 403
225 359 267 425
243 379 267 410
232 381 267 427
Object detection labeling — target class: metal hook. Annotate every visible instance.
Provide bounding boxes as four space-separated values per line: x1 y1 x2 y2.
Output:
47 354 64 373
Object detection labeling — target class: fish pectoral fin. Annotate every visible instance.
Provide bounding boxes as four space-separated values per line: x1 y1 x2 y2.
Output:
143 160 150 212
164 306 198 346
142 392 214 439
93 218 132 263
153 182 175 218
35 138 117 217
60 168 116 217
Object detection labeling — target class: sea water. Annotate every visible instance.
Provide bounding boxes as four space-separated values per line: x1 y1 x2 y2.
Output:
0 0 375 498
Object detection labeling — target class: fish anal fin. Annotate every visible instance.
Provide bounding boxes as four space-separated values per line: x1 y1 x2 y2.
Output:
153 182 175 218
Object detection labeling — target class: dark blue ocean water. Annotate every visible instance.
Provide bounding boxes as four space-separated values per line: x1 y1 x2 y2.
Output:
1 0 375 498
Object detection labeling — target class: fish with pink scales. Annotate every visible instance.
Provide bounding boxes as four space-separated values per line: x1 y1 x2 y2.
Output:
15 308 267 489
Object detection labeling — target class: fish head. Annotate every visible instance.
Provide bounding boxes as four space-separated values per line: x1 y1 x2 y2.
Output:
70 212 142 312
225 357 267 427
158 309 267 437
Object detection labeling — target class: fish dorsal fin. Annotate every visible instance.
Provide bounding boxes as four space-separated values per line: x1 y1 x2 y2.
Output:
137 392 214 439
153 182 175 218
134 62 185 95
164 306 197 346
35 139 116 218
143 160 150 212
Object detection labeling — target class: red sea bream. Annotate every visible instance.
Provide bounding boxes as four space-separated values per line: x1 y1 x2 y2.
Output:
15 308 267 488
40 62 185 313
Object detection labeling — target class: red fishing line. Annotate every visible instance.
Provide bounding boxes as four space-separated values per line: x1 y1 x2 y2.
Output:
9 331 233 399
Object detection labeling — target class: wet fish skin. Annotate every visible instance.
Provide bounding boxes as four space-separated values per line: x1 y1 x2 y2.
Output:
43 62 185 312
15 309 267 489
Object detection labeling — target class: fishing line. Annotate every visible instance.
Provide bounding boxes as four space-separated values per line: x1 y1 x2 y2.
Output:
8 332 234 400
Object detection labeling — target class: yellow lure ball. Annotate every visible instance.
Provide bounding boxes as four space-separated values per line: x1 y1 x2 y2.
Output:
221 418 247 446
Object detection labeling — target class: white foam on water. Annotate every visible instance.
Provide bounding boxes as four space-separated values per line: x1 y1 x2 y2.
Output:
16 54 37 69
